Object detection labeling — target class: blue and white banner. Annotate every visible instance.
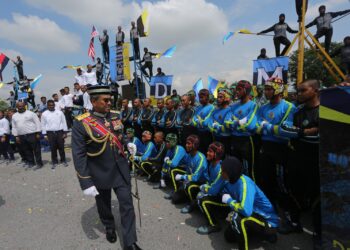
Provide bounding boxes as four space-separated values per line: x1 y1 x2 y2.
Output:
149 75 173 98
253 56 289 86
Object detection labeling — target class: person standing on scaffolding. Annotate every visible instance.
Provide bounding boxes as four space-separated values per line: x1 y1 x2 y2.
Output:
258 14 298 57
140 47 158 78
130 21 140 60
99 29 109 63
306 5 350 54
12 56 24 81
116 26 125 46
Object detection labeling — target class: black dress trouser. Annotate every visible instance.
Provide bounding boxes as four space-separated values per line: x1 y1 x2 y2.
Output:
47 130 66 164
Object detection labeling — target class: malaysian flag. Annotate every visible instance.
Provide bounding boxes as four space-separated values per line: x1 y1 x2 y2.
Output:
88 26 98 61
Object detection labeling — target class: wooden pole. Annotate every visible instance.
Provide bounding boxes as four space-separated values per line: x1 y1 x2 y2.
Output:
296 0 307 85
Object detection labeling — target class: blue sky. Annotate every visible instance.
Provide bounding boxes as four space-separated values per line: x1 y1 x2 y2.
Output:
1 0 349 100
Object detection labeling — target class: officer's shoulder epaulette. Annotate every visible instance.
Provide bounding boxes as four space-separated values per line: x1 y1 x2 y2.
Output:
75 112 90 121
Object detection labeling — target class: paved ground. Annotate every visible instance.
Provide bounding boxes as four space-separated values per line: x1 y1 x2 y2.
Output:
0 138 313 250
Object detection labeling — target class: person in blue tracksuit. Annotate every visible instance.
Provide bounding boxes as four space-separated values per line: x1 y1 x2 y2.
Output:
256 77 296 233
171 135 207 208
205 89 231 154
126 128 145 155
160 99 178 136
222 80 258 179
221 156 279 250
196 142 229 235
156 133 189 193
192 89 215 153
133 130 157 176
176 95 195 146
151 99 167 133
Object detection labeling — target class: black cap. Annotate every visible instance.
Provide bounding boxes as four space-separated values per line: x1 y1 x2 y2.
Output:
87 85 111 96
221 156 243 184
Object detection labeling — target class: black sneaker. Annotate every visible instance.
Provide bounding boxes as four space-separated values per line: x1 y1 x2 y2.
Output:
106 229 117 243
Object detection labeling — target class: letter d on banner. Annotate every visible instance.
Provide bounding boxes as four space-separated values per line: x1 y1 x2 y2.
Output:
155 82 167 98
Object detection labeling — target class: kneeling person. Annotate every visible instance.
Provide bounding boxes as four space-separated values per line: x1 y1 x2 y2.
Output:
133 131 157 176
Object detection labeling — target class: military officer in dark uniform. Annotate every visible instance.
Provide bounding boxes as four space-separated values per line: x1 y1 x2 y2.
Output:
72 85 141 250
140 98 154 134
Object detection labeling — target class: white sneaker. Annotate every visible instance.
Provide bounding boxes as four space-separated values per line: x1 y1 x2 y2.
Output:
160 179 166 188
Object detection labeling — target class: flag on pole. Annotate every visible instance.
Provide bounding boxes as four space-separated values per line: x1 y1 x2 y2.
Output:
208 76 226 98
156 46 177 58
88 26 98 62
193 78 203 101
137 9 149 37
0 53 10 81
222 31 235 44
30 74 43 90
61 65 84 70
238 29 253 34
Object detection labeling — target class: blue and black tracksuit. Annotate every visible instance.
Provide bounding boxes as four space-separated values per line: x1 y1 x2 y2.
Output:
256 99 296 209
223 175 279 250
198 161 229 226
134 141 157 176
224 100 258 179
192 104 215 153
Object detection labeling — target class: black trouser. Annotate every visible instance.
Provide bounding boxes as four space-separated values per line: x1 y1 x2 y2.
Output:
18 133 43 166
95 174 137 247
102 44 109 62
258 141 294 213
132 38 140 60
214 135 231 156
96 71 103 83
341 62 350 75
314 28 333 53
47 130 66 164
64 107 73 129
287 141 320 235
273 36 291 57
197 130 213 155
198 195 229 226
224 212 277 250
0 135 10 159
132 123 142 139
230 135 256 181
172 181 203 204
17 68 24 80
139 161 162 181
141 62 153 77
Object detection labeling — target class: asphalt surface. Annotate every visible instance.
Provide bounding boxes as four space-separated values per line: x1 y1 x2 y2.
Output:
0 137 313 250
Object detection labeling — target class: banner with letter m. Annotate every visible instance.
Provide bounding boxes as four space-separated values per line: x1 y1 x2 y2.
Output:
253 56 289 86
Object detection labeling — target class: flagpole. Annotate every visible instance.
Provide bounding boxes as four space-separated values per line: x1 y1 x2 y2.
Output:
130 36 140 99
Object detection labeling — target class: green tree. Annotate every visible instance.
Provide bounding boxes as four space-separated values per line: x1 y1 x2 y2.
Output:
289 42 343 87
0 99 9 111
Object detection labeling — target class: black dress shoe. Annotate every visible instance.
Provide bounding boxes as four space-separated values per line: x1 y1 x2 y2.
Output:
106 230 117 243
124 242 142 250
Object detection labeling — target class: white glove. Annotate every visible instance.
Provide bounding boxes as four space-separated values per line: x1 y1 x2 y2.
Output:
222 194 232 204
175 174 183 181
238 117 248 126
260 121 268 127
127 143 137 156
160 179 166 188
200 184 208 192
83 186 99 197
164 156 170 163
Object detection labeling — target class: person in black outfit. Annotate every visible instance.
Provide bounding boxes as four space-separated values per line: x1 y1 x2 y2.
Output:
13 56 24 80
140 98 154 134
72 85 141 250
155 67 165 76
281 79 321 238
258 14 298 57
121 99 132 133
99 29 110 63
257 48 269 59
331 36 350 75
163 98 177 136
176 95 195 146
306 5 350 54
131 98 143 139
140 47 157 78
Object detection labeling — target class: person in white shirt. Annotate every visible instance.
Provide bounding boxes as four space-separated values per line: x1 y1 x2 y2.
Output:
81 85 93 111
75 68 86 85
41 100 68 169
52 93 62 111
130 21 140 59
116 25 125 46
61 87 74 129
12 102 43 169
0 110 12 162
82 65 98 86
73 83 83 96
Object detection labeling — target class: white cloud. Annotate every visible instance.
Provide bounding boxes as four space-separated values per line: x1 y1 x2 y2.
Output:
307 0 349 19
0 13 80 53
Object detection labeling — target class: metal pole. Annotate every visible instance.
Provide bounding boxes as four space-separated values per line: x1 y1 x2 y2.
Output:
297 0 307 85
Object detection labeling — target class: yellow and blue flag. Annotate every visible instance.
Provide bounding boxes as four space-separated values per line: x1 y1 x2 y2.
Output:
193 78 203 101
137 9 149 37
156 46 176 58
61 65 83 70
222 31 235 44
208 76 226 98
